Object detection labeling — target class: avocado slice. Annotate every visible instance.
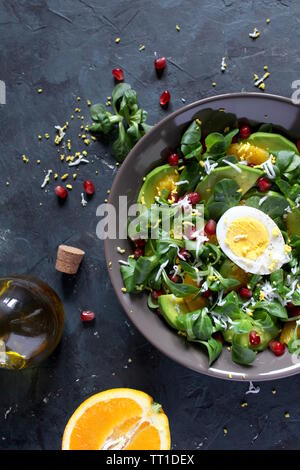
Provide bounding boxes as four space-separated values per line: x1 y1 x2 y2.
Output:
246 132 299 155
196 165 263 202
138 164 179 207
158 294 188 329
286 207 300 237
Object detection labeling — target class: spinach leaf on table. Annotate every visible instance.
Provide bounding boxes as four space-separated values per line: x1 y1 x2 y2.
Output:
90 82 152 161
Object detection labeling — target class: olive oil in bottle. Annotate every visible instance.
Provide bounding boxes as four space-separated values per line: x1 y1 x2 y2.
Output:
0 276 64 369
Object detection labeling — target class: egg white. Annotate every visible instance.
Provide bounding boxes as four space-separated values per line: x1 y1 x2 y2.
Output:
216 206 290 275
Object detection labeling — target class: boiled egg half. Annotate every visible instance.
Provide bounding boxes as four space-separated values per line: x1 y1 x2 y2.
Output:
216 206 290 275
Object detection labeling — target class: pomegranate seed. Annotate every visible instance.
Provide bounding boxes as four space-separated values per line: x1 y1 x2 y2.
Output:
112 67 124 81
168 273 179 283
154 56 166 72
83 180 95 196
81 310 95 322
160 90 171 107
257 177 272 193
178 248 190 261
213 332 224 343
54 185 68 200
152 289 164 300
134 248 144 259
239 287 253 300
204 219 216 236
202 289 212 298
134 239 146 248
297 139 300 153
168 153 179 166
288 306 300 318
232 135 238 144
249 330 261 346
269 340 285 356
239 125 251 139
187 192 201 204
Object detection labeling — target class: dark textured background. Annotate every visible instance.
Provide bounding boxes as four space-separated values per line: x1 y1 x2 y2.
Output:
0 0 300 451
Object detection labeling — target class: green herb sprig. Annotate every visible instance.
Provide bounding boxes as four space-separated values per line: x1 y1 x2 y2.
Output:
89 83 152 161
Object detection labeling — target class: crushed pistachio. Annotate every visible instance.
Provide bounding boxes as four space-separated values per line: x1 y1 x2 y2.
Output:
117 246 126 254
66 184 72 190
37 88 43 93
121 287 127 293
285 412 290 418
176 24 180 31
61 173 69 181
138 44 145 51
115 37 120 44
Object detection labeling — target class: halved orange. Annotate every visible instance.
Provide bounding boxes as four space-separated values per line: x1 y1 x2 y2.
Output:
62 388 171 450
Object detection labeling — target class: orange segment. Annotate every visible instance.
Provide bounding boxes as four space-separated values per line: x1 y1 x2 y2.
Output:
184 274 206 310
125 423 161 450
62 388 171 450
280 321 300 345
228 142 269 165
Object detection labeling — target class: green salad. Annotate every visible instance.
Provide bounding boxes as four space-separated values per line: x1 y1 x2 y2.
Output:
120 120 300 366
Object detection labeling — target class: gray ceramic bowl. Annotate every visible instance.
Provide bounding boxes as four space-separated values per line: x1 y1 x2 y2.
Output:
105 92 300 381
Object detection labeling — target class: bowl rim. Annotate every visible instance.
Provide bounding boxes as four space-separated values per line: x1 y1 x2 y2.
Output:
104 92 300 381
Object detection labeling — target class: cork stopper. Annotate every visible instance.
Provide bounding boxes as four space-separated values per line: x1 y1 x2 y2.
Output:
55 245 85 274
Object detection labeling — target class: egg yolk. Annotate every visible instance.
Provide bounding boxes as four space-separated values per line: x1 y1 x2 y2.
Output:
225 217 269 260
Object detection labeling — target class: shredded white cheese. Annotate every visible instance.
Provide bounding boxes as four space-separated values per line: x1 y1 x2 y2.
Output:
175 180 189 186
155 260 169 282
222 159 242 173
81 193 87 207
204 159 218 175
221 57 227 72
41 169 52 189
69 154 89 167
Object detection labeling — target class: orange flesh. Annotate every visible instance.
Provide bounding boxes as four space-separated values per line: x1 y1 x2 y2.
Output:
280 321 300 345
69 398 143 450
228 143 269 165
125 423 161 450
184 274 206 310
